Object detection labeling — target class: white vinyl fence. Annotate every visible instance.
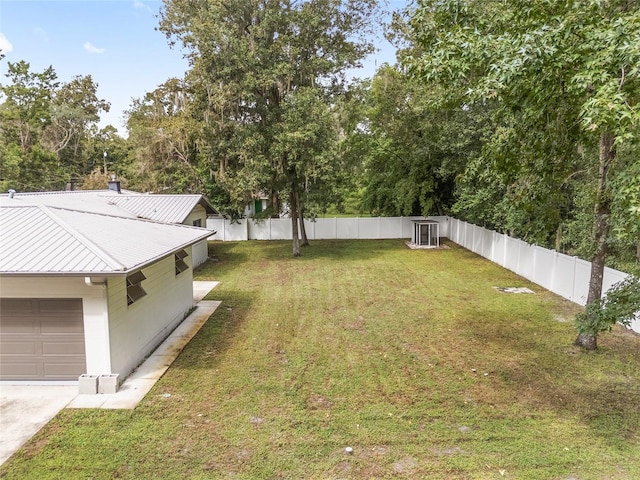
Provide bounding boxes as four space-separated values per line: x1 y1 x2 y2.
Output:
206 215 638 333
207 216 449 242
447 218 639 334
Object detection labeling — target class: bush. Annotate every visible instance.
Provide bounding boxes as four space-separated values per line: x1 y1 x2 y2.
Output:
576 275 640 336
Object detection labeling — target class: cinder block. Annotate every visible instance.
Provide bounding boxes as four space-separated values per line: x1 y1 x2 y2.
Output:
78 374 98 395
98 374 120 394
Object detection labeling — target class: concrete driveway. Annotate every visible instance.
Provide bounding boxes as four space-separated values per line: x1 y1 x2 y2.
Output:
0 385 78 464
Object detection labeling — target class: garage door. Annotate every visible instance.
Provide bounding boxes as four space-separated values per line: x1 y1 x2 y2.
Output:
0 298 86 381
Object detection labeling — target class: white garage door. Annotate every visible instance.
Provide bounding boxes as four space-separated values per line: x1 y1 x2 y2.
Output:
0 298 86 381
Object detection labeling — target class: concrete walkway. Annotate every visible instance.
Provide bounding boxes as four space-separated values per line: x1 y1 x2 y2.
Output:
0 281 220 465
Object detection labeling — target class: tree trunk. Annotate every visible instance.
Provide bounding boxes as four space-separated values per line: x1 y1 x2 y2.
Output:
290 190 300 257
574 132 615 350
297 190 310 247
270 190 281 218
555 224 563 252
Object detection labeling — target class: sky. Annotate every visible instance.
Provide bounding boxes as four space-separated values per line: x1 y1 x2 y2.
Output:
0 0 401 137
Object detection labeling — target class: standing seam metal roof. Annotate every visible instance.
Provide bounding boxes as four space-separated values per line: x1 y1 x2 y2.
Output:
0 204 211 275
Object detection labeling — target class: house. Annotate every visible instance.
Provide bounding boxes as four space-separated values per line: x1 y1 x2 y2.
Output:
0 195 212 383
3 189 217 267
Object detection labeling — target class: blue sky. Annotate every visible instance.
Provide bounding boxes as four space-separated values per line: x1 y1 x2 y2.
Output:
0 0 401 136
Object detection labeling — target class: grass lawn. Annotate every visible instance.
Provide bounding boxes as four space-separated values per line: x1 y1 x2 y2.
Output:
2 240 639 479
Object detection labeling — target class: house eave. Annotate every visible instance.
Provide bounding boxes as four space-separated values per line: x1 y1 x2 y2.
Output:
0 231 211 279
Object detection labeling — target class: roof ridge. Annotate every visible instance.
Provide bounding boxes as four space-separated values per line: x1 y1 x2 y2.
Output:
38 205 128 271
43 204 209 231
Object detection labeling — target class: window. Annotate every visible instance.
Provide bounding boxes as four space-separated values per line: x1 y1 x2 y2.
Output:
175 250 189 276
192 219 202 227
126 271 147 305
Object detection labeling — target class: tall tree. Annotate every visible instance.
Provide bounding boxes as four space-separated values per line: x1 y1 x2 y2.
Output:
408 0 640 349
0 60 59 191
351 64 490 217
41 74 110 179
0 61 110 191
125 78 203 193
159 0 379 255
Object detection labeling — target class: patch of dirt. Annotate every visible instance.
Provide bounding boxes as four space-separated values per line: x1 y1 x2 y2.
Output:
430 446 465 456
493 286 535 294
392 456 419 474
307 394 333 410
345 315 366 332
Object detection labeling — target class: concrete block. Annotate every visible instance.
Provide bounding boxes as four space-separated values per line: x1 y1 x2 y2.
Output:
98 374 120 394
78 374 98 395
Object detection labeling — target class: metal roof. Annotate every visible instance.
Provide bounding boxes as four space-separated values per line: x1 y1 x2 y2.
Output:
0 191 217 224
0 204 211 276
103 194 216 223
0 191 140 217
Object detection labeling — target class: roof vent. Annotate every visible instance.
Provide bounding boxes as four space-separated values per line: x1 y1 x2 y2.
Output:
8 189 16 199
108 175 121 194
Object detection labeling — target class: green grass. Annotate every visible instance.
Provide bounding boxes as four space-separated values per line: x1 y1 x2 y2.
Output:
2 240 639 479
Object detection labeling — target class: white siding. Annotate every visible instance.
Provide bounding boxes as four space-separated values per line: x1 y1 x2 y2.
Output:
184 204 206 227
106 250 194 378
0 276 111 375
191 240 209 268
184 206 208 267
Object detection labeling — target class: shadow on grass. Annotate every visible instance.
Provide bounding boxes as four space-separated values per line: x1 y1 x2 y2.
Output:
454 308 640 445
219 238 411 263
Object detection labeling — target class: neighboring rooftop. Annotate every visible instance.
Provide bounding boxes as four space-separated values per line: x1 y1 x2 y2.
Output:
0 190 217 223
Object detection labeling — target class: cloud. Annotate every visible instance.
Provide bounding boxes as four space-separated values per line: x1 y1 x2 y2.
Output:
0 33 14 53
84 41 106 54
133 0 152 12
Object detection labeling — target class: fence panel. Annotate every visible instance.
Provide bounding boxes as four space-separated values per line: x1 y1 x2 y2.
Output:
336 218 358 239
603 267 629 293
533 246 555 291
206 218 225 241
269 218 291 240
478 227 493 259
314 218 337 239
516 240 535 281
227 219 248 241
491 232 507 266
572 259 592 306
550 252 576 301
380 217 404 239
248 219 270 240
358 218 380 239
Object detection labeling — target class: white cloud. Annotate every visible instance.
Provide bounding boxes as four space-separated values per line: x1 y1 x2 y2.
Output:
84 41 106 54
0 33 14 53
133 0 152 12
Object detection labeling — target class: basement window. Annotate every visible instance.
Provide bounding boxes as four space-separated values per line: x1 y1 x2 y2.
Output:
175 250 189 276
126 271 147 305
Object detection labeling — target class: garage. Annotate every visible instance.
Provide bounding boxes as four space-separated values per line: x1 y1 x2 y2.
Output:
0 298 86 381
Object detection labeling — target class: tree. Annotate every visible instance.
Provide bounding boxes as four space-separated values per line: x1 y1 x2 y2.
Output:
408 0 640 349
159 0 379 255
125 78 203 193
41 74 110 180
0 60 60 190
350 64 490 218
0 61 110 191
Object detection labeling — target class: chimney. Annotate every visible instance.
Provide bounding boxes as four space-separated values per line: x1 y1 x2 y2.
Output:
108 174 121 194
